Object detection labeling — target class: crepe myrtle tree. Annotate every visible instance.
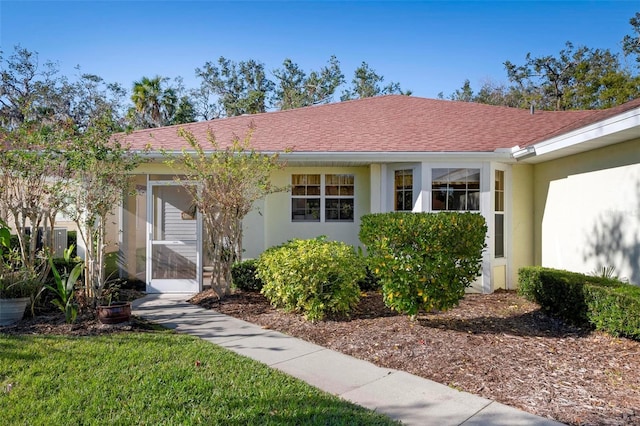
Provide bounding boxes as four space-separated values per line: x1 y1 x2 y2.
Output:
63 113 143 306
0 120 70 277
165 126 286 298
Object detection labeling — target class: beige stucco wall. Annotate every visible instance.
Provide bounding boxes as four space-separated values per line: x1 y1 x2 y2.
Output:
533 138 640 284
511 164 534 287
122 160 531 293
262 166 371 252
492 265 506 289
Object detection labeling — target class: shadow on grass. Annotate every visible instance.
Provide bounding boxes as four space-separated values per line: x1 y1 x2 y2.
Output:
0 335 57 363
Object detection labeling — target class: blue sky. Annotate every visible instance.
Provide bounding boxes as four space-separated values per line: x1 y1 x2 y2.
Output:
1 1 638 100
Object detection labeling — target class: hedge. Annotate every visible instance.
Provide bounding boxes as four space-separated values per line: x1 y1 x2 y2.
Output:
518 267 640 340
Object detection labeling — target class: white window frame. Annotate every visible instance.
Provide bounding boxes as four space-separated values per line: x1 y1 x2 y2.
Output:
430 167 482 212
494 169 505 258
291 173 355 223
387 164 421 212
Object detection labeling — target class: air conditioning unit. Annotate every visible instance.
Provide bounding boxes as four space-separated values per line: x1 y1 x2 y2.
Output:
52 228 68 258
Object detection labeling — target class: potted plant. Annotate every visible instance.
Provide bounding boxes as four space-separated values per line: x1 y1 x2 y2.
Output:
0 270 40 326
96 281 131 324
0 219 40 326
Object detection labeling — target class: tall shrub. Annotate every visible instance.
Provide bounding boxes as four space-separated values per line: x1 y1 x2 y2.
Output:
360 212 487 316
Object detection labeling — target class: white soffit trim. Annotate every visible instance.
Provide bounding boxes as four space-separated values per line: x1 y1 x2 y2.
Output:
522 106 640 163
141 151 514 164
278 151 512 163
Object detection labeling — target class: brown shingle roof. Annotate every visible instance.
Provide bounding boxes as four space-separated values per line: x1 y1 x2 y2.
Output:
121 95 607 153
523 97 640 146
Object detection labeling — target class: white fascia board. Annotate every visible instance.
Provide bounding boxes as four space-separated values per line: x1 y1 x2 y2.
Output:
280 151 513 162
531 106 640 158
141 150 513 163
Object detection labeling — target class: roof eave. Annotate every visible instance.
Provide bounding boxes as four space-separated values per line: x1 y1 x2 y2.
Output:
514 105 640 164
140 150 514 165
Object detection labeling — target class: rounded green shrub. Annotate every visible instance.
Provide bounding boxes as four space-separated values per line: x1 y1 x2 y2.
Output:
256 237 365 321
360 212 487 317
231 259 263 291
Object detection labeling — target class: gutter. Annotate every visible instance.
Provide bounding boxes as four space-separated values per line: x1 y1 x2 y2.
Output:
512 145 537 161
138 150 514 163
512 104 640 163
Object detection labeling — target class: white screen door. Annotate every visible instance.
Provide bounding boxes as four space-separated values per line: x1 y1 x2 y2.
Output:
147 182 201 293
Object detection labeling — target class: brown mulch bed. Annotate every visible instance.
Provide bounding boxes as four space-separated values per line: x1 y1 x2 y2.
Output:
190 289 640 426
0 312 160 336
0 290 154 337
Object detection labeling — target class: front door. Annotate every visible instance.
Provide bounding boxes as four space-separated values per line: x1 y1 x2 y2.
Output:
147 182 202 294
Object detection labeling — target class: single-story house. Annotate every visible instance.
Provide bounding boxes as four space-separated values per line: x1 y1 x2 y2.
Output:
115 95 640 294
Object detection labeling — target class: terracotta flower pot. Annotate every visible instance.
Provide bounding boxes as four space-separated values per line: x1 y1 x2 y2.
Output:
97 302 132 324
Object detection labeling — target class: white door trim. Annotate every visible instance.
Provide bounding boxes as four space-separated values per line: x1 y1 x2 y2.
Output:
146 180 202 294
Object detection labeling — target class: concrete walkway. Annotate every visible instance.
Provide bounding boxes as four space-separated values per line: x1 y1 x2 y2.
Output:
132 294 564 426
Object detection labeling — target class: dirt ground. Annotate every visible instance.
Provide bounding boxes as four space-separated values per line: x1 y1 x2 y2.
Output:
191 289 640 426
3 289 638 425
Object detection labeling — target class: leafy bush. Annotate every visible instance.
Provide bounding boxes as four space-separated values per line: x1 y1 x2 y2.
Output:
257 237 365 321
358 266 381 292
231 259 263 291
360 212 487 316
518 267 592 325
67 231 78 257
0 269 40 299
518 266 640 339
45 248 83 324
584 285 640 339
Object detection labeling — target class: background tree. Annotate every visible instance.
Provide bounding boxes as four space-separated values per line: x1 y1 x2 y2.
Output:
171 95 197 125
190 84 222 121
195 57 274 117
622 12 640 66
504 42 640 110
272 56 344 109
128 75 195 128
341 62 411 101
167 77 197 125
472 80 526 108
446 79 525 108
0 46 64 128
448 79 474 102
1 46 127 131
60 70 128 132
165 128 286 298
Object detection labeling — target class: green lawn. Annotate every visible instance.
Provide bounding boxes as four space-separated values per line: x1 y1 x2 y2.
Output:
1 331 399 425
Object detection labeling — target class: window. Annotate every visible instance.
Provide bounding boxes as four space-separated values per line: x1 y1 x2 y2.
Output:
432 168 480 211
394 169 413 211
292 174 320 221
325 174 354 221
291 174 354 222
495 170 505 258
